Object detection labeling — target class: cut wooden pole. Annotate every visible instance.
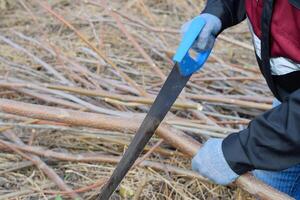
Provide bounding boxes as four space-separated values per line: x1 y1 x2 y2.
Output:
1 131 81 199
0 139 207 181
0 99 293 200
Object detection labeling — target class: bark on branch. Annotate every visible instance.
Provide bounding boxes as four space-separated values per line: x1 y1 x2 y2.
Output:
0 98 293 200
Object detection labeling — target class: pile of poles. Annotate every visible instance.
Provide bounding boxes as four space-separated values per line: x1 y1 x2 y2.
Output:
0 0 292 199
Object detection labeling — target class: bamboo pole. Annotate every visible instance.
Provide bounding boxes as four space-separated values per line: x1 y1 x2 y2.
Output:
0 98 293 200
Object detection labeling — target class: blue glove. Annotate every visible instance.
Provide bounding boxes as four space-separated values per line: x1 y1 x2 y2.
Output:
181 14 222 53
192 138 239 185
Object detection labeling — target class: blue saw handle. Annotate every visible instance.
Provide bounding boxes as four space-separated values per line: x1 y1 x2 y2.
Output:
173 16 211 76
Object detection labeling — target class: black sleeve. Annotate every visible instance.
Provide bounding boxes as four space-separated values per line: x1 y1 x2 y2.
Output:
202 0 246 31
222 88 300 175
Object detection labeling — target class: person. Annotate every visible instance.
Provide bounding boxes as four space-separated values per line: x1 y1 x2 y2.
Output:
183 0 300 198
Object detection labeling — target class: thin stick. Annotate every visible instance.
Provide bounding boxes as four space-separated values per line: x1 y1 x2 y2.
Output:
97 0 166 80
0 98 293 200
0 34 71 85
0 131 81 199
0 139 207 181
36 0 147 96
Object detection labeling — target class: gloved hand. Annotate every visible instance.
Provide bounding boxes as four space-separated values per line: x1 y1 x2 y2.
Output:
181 13 222 53
192 138 239 185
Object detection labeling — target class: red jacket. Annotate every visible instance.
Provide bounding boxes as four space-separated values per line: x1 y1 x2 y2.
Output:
203 0 300 175
246 0 300 62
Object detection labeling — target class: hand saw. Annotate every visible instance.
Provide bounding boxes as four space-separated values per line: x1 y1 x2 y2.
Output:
98 16 210 199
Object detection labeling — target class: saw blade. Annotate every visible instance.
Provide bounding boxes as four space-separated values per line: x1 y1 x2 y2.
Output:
98 64 191 199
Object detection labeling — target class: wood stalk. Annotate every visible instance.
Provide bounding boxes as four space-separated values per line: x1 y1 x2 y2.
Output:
0 98 292 200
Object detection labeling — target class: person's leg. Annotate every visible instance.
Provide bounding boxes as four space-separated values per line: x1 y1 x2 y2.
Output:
253 164 300 198
253 99 300 199
292 174 300 199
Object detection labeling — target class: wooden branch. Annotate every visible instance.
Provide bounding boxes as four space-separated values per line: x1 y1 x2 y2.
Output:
0 98 292 200
46 84 270 110
187 93 272 110
0 82 202 110
36 0 148 96
0 34 71 85
93 0 166 80
0 139 207 182
218 35 253 51
1 131 81 199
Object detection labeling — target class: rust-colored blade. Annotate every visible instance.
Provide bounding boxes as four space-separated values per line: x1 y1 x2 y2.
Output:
98 64 191 199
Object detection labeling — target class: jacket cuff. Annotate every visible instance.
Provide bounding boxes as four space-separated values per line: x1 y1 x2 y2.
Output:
201 1 233 32
222 131 255 175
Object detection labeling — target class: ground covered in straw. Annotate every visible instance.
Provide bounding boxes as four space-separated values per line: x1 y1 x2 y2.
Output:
0 0 272 199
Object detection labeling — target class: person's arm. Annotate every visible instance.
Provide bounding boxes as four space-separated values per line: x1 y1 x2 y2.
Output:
181 0 246 55
223 88 300 175
189 0 251 185
202 0 246 31
193 89 300 185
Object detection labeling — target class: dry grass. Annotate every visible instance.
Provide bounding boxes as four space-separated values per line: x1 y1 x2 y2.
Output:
0 0 271 199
